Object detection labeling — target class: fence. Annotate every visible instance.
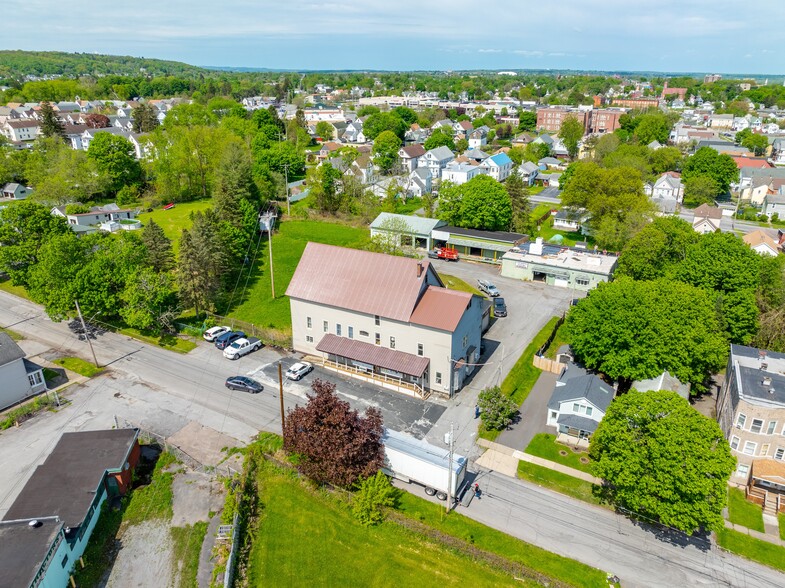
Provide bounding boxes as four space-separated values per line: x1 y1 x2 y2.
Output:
223 511 240 588
204 312 293 350
532 354 566 375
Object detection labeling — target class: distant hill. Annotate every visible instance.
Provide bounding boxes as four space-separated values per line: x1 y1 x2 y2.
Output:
0 50 208 79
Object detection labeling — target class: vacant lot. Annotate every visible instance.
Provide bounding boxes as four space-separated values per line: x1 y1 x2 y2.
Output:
137 199 214 252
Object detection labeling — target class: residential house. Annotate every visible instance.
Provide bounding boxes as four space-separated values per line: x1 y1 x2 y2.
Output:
56 203 138 227
743 230 780 257
441 162 484 185
717 345 785 507
398 144 426 173
462 149 490 164
432 119 454 132
710 114 735 129
421 146 455 177
0 429 140 588
538 156 565 170
517 161 540 186
468 126 490 148
350 154 376 185
772 138 785 165
479 152 513 181
370 212 446 251
692 204 723 233
342 120 365 143
286 243 484 397
546 373 614 444
318 141 342 161
407 167 432 197
633 372 690 399
454 120 473 139
2 119 40 142
646 172 684 201
553 207 590 232
1 183 32 200
764 194 785 219
0 332 46 411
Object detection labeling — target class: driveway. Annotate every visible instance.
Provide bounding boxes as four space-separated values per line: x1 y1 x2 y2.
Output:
496 370 557 451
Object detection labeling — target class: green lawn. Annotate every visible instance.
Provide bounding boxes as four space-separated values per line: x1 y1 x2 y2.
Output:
530 203 554 223
780 513 785 541
727 488 764 532
53 356 102 378
0 275 31 300
538 216 593 247
227 220 367 332
123 452 177 526
524 433 592 474
716 527 785 573
247 463 521 587
0 394 56 430
136 200 214 253
440 273 483 297
0 327 22 341
543 320 569 359
171 522 209 588
113 323 197 354
517 461 603 506
396 492 608 588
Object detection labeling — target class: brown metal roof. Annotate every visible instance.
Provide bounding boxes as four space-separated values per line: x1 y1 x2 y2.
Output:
317 334 429 377
401 144 426 158
286 243 433 322
751 459 785 485
409 286 472 332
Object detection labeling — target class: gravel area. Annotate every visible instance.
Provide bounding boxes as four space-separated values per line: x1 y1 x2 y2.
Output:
105 520 173 588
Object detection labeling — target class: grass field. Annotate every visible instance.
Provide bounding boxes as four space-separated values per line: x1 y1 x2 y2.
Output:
538 216 593 247
440 273 482 296
517 461 603 506
136 200 214 252
53 356 102 377
543 320 569 359
171 522 209 588
227 220 367 331
247 462 520 587
0 327 22 341
123 452 177 526
727 488 764 532
0 275 31 300
716 527 785 573
524 433 592 473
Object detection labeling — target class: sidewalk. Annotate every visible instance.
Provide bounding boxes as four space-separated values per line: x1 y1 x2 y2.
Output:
197 514 222 588
724 519 785 547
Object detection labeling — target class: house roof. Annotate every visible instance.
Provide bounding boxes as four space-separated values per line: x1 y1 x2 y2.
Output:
0 518 64 588
409 286 472 332
751 459 785 485
0 333 25 366
458 120 473 131
437 225 527 244
731 156 772 170
286 242 436 322
520 161 539 173
400 144 426 158
693 203 723 220
654 173 683 189
426 146 455 161
3 429 138 529
487 153 513 166
464 149 489 160
547 374 614 411
744 229 779 252
370 212 445 235
556 413 600 433
316 334 429 377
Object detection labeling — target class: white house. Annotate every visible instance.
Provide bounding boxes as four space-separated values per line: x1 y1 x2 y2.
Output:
421 146 455 177
692 204 723 233
646 172 684 202
743 230 780 257
0 333 46 411
408 167 432 196
479 152 513 181
764 194 785 219
468 126 489 148
517 161 540 186
286 243 484 398
56 203 138 227
441 162 484 185
553 207 590 232
2 120 40 142
398 144 426 173
546 373 615 442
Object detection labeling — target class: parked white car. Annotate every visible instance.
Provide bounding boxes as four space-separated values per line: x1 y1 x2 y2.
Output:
203 325 231 342
285 361 313 380
223 337 262 360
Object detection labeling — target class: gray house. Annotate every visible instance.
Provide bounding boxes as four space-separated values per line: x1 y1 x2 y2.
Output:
1 183 32 200
546 373 615 444
0 333 46 411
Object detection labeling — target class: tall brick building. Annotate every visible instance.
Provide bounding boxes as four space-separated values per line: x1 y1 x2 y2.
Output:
611 97 660 110
536 106 627 134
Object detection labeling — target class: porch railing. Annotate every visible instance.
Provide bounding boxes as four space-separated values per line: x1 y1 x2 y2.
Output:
320 358 429 400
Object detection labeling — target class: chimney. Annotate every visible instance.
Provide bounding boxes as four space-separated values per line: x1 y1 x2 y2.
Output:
417 262 423 278
530 237 544 256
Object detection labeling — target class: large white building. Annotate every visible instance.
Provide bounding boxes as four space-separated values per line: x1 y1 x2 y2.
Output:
286 243 484 398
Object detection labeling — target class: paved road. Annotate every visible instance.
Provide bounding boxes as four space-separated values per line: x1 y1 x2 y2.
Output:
406 470 785 588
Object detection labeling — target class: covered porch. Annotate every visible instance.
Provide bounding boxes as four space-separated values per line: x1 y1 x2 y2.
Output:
747 460 785 515
316 334 430 399
555 414 596 448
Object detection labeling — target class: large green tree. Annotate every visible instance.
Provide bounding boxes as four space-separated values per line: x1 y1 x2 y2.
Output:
566 278 728 389
681 147 738 194
140 219 175 273
505 171 532 234
362 112 408 141
39 101 65 140
25 138 107 205
86 132 142 193
632 112 672 144
308 162 344 214
423 129 455 151
372 130 402 174
615 217 698 281
740 133 769 156
558 115 584 159
591 391 735 534
120 268 179 334
132 103 160 133
437 176 512 231
315 121 334 141
673 231 761 295
176 209 227 316
683 175 719 209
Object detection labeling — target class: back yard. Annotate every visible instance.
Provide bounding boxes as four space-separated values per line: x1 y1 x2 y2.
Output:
137 199 214 253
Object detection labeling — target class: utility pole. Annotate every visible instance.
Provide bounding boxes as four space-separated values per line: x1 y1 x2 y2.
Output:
74 299 99 368
268 222 275 298
283 163 290 216
446 422 454 513
278 362 285 433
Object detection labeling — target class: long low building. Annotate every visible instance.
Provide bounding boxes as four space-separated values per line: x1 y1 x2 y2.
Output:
500 237 617 291
286 243 484 398
432 225 527 263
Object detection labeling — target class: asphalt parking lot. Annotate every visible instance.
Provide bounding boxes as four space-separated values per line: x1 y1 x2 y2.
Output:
249 357 446 439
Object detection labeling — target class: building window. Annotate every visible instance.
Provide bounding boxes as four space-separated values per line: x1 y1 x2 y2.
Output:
307 317 312 329
375 333 381 345
768 421 778 435
551 411 558 420
737 463 750 478
435 372 442 385
417 343 423 356
28 372 42 386
730 436 740 450
359 330 369 337
61 554 68 568
585 406 593 417
742 441 757 455
375 315 380 326
736 413 747 429
323 321 328 333
576 278 590 287
776 448 785 460
390 336 395 349
751 419 764 434
761 444 771 456
306 335 314 343
336 324 342 336
348 327 354 339
462 335 468 348
573 402 581 412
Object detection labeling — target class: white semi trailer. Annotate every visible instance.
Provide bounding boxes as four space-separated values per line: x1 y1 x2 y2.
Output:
382 428 467 501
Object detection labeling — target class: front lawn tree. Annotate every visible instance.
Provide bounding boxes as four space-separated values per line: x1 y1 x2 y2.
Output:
86 132 142 194
478 386 518 431
681 147 738 194
590 391 735 535
372 130 402 174
284 379 384 487
558 115 584 159
315 121 334 141
505 171 532 234
39 101 65 140
683 175 719 208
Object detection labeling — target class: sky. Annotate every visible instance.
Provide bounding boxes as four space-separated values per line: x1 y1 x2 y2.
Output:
4 0 785 74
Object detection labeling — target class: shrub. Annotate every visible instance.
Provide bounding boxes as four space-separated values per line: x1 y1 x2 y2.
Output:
352 471 399 526
478 385 518 431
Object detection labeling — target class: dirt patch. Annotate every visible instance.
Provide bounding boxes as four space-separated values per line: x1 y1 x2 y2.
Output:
172 471 225 527
167 422 242 466
105 520 173 588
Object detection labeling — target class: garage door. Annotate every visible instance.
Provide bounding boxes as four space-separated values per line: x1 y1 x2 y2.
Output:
554 278 569 288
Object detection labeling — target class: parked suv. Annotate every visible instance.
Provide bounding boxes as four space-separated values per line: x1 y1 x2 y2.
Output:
493 297 507 317
215 330 246 350
477 279 500 297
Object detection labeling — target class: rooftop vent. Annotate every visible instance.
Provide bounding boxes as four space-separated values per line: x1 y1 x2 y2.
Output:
28 520 40 528
761 362 769 371
763 376 773 387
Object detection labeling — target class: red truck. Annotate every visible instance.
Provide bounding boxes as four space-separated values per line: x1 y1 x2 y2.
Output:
428 246 459 261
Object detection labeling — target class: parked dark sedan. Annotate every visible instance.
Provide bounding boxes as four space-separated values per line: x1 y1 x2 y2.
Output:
493 297 507 317
225 376 263 393
215 330 246 350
